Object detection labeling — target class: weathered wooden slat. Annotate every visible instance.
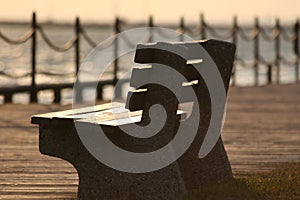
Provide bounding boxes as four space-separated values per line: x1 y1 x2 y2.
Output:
0 173 76 179
0 195 76 200
31 102 123 124
77 110 142 126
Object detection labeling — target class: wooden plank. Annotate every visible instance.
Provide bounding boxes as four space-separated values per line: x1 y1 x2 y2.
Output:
78 109 142 126
78 109 185 126
31 102 123 124
0 84 299 199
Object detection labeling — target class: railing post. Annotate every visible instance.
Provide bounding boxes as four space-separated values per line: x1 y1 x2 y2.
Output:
53 89 61 103
148 16 154 43
231 16 238 86
179 17 185 41
294 19 299 83
114 17 120 84
267 64 273 84
275 18 281 84
97 85 103 100
200 13 206 40
4 93 12 103
254 17 260 86
75 17 80 74
74 17 82 102
114 17 122 99
30 12 37 103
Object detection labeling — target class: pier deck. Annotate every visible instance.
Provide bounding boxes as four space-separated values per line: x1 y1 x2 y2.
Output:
0 84 299 199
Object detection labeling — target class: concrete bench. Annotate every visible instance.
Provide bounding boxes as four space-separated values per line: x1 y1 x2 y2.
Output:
31 39 236 199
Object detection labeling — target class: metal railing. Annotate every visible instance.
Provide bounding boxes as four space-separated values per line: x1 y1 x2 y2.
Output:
0 12 299 103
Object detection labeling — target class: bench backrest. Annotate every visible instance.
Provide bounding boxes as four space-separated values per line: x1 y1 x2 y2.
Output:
125 39 235 124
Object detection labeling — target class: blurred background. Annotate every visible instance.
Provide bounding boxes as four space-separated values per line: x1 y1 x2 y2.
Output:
0 0 300 104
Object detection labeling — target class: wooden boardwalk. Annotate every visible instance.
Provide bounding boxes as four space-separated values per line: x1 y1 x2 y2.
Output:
0 84 299 199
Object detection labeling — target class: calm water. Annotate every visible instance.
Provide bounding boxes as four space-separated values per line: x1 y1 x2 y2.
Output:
0 24 298 104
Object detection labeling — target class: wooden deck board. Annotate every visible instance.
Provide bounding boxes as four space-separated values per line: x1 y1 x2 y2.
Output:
0 84 300 199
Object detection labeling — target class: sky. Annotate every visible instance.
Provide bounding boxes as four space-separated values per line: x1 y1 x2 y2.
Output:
0 0 300 24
